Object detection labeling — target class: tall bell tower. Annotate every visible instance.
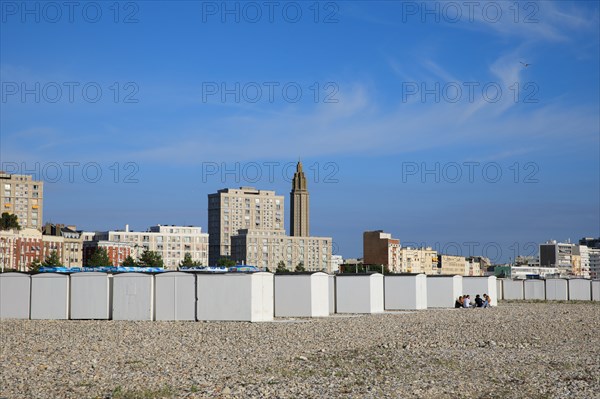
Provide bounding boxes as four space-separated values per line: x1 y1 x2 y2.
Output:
290 161 309 237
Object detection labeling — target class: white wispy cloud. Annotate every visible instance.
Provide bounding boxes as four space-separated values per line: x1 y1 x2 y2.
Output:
4 71 596 166
96 81 597 164
458 1 598 43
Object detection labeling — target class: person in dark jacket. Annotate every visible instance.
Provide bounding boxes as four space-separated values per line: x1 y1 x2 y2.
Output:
455 296 463 308
475 294 484 307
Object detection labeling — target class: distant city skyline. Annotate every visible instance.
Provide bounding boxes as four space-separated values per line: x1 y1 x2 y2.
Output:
8 169 595 265
2 1 598 263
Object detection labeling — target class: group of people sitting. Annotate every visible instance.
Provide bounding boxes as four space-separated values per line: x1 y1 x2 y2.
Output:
455 294 491 308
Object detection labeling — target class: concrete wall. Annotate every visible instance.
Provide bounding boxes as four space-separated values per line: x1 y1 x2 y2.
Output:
592 281 599 302
545 279 568 301
196 272 274 322
274 272 329 317
154 272 196 321
384 274 427 310
503 279 524 300
30 273 70 320
0 272 31 319
524 279 545 300
70 272 112 320
462 276 498 306
427 275 462 308
568 279 591 301
336 274 384 314
328 275 336 314
112 273 154 321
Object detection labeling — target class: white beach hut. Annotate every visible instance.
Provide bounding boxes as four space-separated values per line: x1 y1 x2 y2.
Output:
335 273 384 314
568 279 591 301
502 279 524 300
30 273 70 320
154 272 196 321
524 279 545 300
545 279 568 301
196 272 274 322
70 272 112 319
112 273 154 321
426 275 462 308
384 274 427 310
0 272 31 319
274 272 329 318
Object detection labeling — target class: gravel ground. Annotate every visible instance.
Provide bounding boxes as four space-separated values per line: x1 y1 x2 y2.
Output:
1 302 599 399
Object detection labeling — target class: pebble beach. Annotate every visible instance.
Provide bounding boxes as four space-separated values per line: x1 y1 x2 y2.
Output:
1 302 599 399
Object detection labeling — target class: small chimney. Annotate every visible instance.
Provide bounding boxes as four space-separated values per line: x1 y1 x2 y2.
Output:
125 224 129 232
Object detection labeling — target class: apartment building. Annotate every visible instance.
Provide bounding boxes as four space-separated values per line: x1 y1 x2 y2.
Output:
437 254 467 275
399 246 438 274
94 224 208 269
13 228 47 270
208 187 284 265
465 257 482 276
540 240 591 277
589 248 600 279
0 228 69 271
43 223 83 267
540 240 575 271
0 229 19 271
0 172 43 230
572 245 591 278
83 240 134 267
363 230 401 272
230 229 332 272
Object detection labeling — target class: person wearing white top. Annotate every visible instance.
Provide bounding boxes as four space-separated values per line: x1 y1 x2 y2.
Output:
463 295 471 308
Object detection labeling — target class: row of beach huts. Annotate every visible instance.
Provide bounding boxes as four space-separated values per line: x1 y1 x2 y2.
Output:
0 272 598 322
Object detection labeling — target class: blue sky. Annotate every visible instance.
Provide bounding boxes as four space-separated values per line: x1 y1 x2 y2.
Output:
1 1 599 263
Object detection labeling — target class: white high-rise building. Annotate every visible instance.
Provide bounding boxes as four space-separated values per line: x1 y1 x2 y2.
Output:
540 240 591 278
589 248 600 280
208 187 284 265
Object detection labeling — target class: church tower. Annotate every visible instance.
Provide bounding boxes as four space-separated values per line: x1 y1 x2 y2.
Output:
290 161 309 237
